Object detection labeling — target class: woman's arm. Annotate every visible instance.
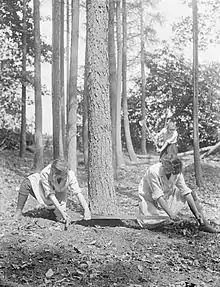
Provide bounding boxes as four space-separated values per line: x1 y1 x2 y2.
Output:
185 193 203 224
76 193 91 220
157 196 176 220
48 194 67 221
68 170 91 220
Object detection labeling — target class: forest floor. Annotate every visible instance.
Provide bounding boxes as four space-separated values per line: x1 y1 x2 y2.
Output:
0 149 220 287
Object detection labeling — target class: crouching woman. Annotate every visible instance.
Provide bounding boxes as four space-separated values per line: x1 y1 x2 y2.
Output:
14 159 91 225
138 156 219 233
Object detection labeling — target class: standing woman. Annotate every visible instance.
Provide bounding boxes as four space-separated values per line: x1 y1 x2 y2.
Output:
14 159 91 225
155 120 178 160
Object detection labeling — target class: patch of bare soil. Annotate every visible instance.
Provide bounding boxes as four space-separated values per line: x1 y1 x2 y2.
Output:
0 150 220 287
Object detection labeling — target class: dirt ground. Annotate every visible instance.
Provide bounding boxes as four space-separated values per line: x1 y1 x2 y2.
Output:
0 150 220 287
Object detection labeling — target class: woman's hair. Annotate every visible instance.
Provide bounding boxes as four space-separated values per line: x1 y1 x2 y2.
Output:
167 120 176 131
161 155 182 174
51 159 69 176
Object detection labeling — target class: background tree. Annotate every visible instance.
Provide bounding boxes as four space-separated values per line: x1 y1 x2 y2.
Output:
67 0 80 172
33 0 43 171
108 0 117 173
140 0 147 155
52 0 64 159
115 0 125 167
86 0 117 215
192 0 202 185
122 0 137 162
83 19 89 169
20 0 27 158
60 0 65 155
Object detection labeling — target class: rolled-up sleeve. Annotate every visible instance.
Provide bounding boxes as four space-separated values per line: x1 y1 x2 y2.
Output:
167 130 178 144
68 170 81 195
147 169 164 201
175 173 192 196
40 164 54 198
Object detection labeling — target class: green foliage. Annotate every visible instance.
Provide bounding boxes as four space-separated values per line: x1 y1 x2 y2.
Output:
127 47 220 152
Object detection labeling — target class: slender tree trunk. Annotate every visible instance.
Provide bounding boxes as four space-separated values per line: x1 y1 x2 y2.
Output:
108 0 117 173
67 0 79 173
115 0 125 167
60 0 66 156
66 0 70 132
140 0 147 154
20 0 27 158
87 0 117 215
192 0 202 185
33 0 43 171
122 0 137 162
52 0 63 159
83 16 88 169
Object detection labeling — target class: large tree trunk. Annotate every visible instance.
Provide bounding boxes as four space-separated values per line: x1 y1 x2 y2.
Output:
67 0 79 173
122 0 137 162
33 0 43 171
52 0 64 159
108 0 117 173
86 0 117 215
115 0 125 167
192 0 203 186
60 0 66 156
66 0 70 138
20 0 27 158
140 0 147 155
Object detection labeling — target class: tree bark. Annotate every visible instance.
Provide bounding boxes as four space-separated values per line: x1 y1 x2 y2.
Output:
67 0 80 173
83 11 88 169
86 0 118 215
60 0 66 156
140 0 147 155
108 0 117 173
192 0 203 186
122 0 137 162
52 0 64 159
33 0 43 171
115 0 125 167
20 0 27 158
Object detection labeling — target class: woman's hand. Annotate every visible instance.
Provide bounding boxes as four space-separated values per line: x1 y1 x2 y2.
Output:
84 209 91 220
169 212 179 221
196 212 204 225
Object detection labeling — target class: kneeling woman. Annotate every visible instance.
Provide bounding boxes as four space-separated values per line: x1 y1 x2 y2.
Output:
138 156 219 233
14 159 91 225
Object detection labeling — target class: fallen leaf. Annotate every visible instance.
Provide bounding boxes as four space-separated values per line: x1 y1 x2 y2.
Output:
137 264 143 272
45 268 54 278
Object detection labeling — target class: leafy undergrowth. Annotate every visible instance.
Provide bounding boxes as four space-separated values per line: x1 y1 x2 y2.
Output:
0 150 220 287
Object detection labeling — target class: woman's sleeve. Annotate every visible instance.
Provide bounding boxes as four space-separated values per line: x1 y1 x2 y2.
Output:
40 164 54 198
68 170 82 195
175 173 192 196
147 169 164 201
167 130 178 144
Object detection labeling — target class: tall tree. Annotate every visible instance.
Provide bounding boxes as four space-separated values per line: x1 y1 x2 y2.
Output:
140 0 147 155
83 18 89 169
192 0 203 185
33 0 43 171
86 0 117 214
67 0 80 173
60 0 65 155
122 0 137 162
108 0 117 172
66 0 70 127
115 0 125 167
52 0 64 159
20 0 27 157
